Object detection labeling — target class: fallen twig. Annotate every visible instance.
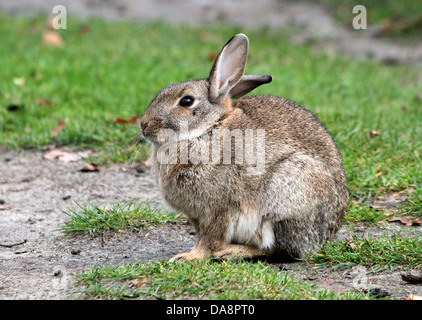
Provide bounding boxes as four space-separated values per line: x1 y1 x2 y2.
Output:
0 239 27 248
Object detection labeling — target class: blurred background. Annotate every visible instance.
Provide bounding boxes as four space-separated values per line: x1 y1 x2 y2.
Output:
1 0 422 59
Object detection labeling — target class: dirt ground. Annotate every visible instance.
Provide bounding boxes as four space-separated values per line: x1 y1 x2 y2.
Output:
0 148 196 299
1 0 421 300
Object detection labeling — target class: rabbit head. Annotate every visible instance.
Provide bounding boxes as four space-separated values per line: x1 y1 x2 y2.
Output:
140 34 272 145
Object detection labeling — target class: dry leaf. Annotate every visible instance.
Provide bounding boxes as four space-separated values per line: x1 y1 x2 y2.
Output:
43 149 81 163
53 119 66 136
391 188 415 198
369 130 381 139
344 240 357 250
199 31 211 42
349 242 357 250
209 52 219 61
400 216 414 227
401 272 422 284
80 163 99 172
114 116 140 124
79 25 90 35
127 278 150 289
43 31 63 47
6 103 25 112
76 151 90 159
7 104 24 112
363 288 390 298
46 15 55 30
381 21 393 33
371 204 386 211
38 97 52 106
13 77 26 86
382 56 399 65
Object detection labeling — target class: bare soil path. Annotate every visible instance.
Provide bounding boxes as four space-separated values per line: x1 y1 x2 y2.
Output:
0 148 194 299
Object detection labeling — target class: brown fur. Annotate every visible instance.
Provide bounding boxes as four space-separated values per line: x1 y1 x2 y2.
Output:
140 34 348 261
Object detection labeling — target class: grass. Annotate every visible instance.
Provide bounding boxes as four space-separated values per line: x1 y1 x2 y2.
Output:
398 187 422 218
344 201 387 224
60 201 184 235
307 232 422 271
77 259 372 300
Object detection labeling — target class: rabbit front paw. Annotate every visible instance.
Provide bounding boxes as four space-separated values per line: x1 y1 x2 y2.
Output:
169 250 208 262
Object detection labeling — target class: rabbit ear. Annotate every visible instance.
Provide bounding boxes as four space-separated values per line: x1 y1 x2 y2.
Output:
209 34 249 103
229 75 273 99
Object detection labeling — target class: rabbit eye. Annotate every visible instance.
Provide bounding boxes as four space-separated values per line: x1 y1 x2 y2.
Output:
179 96 195 107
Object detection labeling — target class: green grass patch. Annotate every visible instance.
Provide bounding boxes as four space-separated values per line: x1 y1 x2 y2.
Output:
398 187 422 219
77 259 371 300
60 201 184 235
345 201 387 223
307 232 422 271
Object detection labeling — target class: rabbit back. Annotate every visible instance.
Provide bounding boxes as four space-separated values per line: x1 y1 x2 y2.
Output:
223 95 348 256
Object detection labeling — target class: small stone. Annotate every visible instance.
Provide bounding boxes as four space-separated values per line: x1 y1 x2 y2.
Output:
71 249 81 255
53 270 63 277
134 163 146 173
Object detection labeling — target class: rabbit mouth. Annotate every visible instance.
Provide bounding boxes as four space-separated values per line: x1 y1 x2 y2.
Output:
140 118 166 143
141 117 213 145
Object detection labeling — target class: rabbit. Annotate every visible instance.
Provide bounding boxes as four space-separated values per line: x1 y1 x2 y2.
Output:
140 34 349 261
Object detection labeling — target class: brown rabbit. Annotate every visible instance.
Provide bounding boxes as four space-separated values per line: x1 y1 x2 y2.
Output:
140 34 349 261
